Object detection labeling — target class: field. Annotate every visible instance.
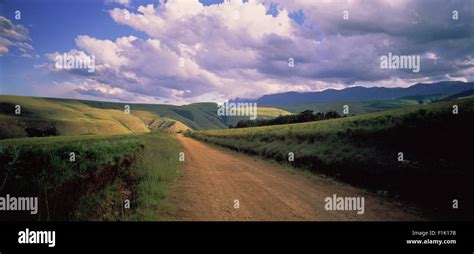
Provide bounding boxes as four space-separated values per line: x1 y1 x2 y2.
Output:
188 98 474 219
0 133 182 221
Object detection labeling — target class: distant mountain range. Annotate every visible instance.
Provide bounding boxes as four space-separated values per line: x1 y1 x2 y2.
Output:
231 81 474 106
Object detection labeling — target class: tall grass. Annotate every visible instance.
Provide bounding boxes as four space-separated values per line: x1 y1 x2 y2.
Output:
127 133 183 220
0 135 143 220
0 133 183 221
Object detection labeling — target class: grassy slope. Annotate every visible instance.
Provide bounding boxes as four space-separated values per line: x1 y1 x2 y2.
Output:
148 118 191 132
0 132 183 221
276 94 450 115
189 98 474 219
0 95 150 138
0 95 291 138
131 110 190 132
223 106 292 126
437 89 474 101
80 99 291 129
79 99 228 130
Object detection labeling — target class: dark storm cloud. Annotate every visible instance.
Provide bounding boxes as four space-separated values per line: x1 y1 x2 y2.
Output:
258 0 474 84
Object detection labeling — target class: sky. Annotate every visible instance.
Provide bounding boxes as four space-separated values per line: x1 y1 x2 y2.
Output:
1 0 473 104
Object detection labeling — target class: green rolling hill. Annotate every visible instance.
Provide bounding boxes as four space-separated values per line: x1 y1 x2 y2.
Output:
0 95 291 139
437 89 474 102
275 93 452 116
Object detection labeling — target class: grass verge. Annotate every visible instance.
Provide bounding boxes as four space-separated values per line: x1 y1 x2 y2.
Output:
127 133 183 220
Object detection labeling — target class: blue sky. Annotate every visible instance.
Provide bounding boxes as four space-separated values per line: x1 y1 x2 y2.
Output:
1 0 139 94
0 0 293 101
1 0 473 104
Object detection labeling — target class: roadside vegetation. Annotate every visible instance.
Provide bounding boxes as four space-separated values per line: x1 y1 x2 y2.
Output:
0 133 182 221
127 133 182 220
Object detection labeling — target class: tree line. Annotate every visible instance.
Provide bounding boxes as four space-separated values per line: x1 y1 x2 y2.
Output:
229 110 341 128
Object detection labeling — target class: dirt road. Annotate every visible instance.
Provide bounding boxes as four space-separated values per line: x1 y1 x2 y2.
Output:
170 135 422 221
